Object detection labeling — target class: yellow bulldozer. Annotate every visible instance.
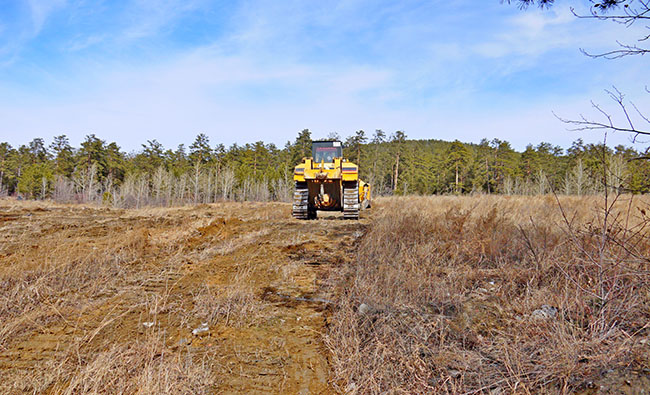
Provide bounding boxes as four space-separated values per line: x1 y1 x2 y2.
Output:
292 140 371 220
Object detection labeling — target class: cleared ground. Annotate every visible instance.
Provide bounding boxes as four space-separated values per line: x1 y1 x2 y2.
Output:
0 200 366 393
1 196 649 394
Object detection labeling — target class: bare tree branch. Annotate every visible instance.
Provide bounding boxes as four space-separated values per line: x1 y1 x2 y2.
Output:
568 0 650 23
508 0 650 156
554 83 650 146
502 0 555 9
570 1 650 58
580 42 649 59
554 114 650 136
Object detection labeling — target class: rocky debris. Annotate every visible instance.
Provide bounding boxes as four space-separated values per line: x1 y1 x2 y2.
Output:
358 303 378 315
345 382 357 393
192 322 209 336
531 305 558 319
490 387 503 395
425 300 458 317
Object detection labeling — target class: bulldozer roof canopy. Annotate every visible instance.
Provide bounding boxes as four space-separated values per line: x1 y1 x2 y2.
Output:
312 141 342 163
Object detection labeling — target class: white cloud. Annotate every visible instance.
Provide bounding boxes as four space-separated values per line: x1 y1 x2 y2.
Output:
27 0 67 35
0 41 398 149
470 3 645 63
511 6 574 36
2 42 644 153
471 7 574 59
0 0 66 65
119 0 202 41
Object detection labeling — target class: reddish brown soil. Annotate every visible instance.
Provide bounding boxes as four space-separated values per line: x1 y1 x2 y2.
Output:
0 200 367 393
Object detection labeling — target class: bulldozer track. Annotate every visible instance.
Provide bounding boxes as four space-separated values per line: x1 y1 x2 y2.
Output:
292 182 309 219
343 181 360 220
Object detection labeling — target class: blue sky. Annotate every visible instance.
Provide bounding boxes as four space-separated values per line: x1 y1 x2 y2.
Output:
0 0 648 152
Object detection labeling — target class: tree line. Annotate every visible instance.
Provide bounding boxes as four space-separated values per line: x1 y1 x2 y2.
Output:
0 130 648 207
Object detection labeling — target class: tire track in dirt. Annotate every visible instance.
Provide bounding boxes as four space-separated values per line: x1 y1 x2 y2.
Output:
185 213 367 393
0 201 367 393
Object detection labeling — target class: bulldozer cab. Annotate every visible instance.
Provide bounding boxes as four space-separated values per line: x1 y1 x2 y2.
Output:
312 141 342 163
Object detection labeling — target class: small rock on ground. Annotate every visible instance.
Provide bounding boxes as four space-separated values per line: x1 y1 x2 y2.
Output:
531 305 558 319
192 322 209 335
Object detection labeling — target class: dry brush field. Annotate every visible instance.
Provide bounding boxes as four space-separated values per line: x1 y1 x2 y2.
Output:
0 195 648 394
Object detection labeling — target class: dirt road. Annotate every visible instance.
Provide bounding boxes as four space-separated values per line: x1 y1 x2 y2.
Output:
0 201 367 393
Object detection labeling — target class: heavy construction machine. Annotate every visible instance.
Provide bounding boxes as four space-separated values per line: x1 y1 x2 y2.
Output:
292 140 371 220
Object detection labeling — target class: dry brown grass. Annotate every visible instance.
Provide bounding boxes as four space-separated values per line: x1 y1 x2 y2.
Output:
325 195 650 394
3 195 648 393
0 200 224 393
